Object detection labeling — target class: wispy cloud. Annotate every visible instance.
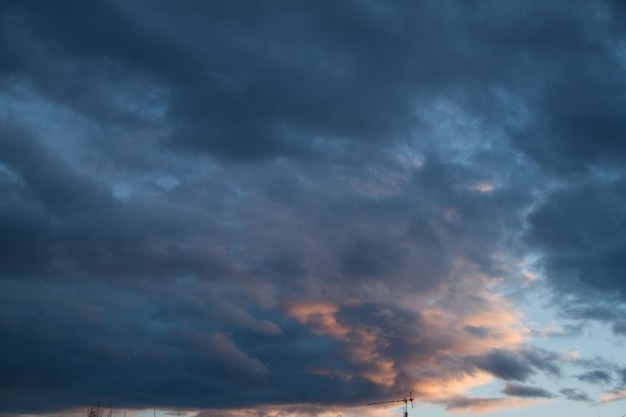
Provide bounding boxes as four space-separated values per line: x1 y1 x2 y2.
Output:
560 388 593 403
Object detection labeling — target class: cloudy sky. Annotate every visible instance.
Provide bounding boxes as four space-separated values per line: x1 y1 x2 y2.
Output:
1 1 626 417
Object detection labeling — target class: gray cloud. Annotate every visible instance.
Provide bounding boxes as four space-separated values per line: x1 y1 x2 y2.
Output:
612 320 626 336
472 348 561 382
522 347 562 377
463 325 490 339
502 383 556 398
526 180 626 301
577 370 613 385
568 356 626 393
560 388 593 402
474 350 535 382
619 368 626 386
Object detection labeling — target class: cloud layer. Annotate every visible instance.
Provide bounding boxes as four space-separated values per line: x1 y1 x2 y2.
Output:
1 0 626 415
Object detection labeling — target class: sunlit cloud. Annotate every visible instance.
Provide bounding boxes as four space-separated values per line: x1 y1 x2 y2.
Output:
599 389 626 404
435 395 548 414
469 183 495 193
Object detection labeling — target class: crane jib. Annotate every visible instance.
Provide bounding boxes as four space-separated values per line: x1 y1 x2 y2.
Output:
366 392 415 417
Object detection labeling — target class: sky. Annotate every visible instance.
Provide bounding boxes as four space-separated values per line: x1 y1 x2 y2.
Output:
1 1 626 417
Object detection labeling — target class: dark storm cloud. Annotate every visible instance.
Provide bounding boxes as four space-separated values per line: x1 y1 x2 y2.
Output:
509 32 626 173
2 0 434 159
0 120 534 412
481 0 626 174
1 0 618 163
0 275 381 412
525 180 626 323
502 383 556 398
509 1 626 331
0 118 112 276
560 388 592 403
0 118 238 284
1 0 625 415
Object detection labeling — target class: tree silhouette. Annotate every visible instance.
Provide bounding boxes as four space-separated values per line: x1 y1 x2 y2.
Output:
87 406 104 417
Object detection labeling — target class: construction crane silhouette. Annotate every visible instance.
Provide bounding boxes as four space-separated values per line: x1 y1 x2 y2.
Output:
367 392 415 417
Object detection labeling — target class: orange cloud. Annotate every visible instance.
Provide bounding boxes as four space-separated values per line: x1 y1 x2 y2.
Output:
287 301 395 386
412 370 494 400
440 396 548 414
599 389 626 404
469 182 495 193
287 288 530 397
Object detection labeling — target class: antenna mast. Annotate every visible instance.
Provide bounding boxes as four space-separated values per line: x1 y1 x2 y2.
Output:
367 392 415 417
